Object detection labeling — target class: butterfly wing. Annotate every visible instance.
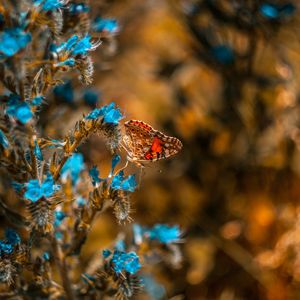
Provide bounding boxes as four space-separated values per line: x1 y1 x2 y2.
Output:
124 120 155 161
124 120 183 162
144 131 183 161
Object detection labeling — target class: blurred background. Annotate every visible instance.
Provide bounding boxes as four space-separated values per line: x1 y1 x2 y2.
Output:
5 0 300 299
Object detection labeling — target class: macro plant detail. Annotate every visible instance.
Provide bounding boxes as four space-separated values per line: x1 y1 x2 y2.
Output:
0 1 183 299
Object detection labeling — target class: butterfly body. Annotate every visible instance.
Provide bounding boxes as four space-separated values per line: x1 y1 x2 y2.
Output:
123 120 182 165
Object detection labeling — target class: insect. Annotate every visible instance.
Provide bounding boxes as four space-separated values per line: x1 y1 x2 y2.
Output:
122 120 183 165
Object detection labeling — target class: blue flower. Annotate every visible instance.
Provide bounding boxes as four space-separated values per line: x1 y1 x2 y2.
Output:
114 239 126 252
54 81 74 103
34 140 43 161
76 196 86 206
111 250 141 275
147 224 181 244
93 17 118 33
0 229 21 257
260 3 279 19
133 224 144 245
142 275 166 300
83 89 100 106
11 181 24 192
43 252 50 261
109 154 121 176
31 95 44 106
111 171 137 192
89 166 101 186
51 35 78 54
71 35 93 56
103 107 123 125
0 129 9 149
54 210 66 227
24 173 60 202
6 94 33 124
33 0 66 11
0 28 31 57
120 175 137 192
5 229 20 246
24 180 43 202
55 231 63 240
85 102 123 124
69 3 89 14
260 3 296 19
102 249 112 258
42 173 60 197
0 241 14 255
61 153 85 185
211 45 234 65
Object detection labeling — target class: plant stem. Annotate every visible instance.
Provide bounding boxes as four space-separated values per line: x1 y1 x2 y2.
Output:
52 237 76 300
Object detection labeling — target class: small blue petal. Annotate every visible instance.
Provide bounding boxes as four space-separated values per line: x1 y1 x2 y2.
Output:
0 241 14 255
148 224 181 244
54 210 66 227
103 108 123 125
61 153 85 185
211 45 234 64
89 166 101 186
72 35 92 55
32 95 44 106
34 140 43 161
54 81 74 103
55 231 63 240
0 129 9 148
102 249 112 258
24 180 43 202
133 224 144 244
69 3 89 14
111 171 125 190
43 252 50 260
34 0 65 11
142 275 166 300
260 3 279 19
0 28 31 57
83 89 100 106
93 17 118 33
76 196 86 206
114 239 126 252
11 181 24 192
42 173 60 197
110 154 121 175
5 229 21 245
120 175 137 192
280 3 296 17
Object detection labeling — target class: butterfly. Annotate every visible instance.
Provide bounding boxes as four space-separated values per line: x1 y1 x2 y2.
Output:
122 120 183 165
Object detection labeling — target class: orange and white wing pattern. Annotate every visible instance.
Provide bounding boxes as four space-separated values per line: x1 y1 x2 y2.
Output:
123 120 183 163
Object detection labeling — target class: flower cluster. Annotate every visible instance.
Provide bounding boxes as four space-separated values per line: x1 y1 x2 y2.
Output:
103 249 141 275
61 153 85 185
24 173 60 202
0 28 31 58
0 229 20 256
50 34 100 68
134 224 181 244
86 102 123 125
0 1 184 299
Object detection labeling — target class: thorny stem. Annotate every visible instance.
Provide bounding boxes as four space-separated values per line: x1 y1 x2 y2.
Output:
51 237 76 300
